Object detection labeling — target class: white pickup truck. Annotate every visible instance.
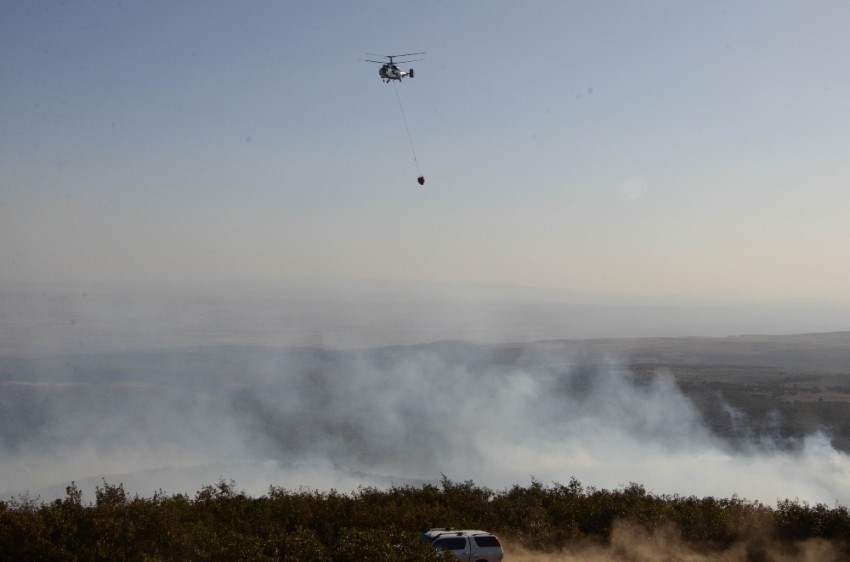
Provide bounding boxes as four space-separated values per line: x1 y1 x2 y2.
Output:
420 528 504 562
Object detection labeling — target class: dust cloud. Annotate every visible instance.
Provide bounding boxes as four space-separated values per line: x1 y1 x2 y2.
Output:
507 521 845 561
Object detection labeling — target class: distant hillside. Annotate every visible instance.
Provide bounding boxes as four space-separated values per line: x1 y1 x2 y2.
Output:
539 331 850 373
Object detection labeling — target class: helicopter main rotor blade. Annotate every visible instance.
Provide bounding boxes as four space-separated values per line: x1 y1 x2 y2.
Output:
365 52 426 59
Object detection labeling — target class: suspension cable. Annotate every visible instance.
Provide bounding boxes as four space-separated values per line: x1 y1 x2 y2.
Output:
393 82 422 177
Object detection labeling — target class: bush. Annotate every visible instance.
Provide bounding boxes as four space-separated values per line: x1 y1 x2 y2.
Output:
0 477 848 561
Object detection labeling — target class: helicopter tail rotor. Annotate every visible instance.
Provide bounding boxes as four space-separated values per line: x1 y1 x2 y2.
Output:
409 68 414 78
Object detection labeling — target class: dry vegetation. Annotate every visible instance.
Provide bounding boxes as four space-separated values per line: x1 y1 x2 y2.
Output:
2 477 849 561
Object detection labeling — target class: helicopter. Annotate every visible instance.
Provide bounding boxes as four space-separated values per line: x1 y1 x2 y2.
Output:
365 52 425 83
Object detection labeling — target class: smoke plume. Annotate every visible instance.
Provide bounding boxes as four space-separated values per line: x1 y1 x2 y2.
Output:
2 338 849 507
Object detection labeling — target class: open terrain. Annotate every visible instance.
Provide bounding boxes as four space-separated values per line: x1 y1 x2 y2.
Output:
553 332 850 452
2 331 850 500
2 331 850 559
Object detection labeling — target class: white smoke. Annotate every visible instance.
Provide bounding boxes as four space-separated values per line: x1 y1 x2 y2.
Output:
2 339 848 506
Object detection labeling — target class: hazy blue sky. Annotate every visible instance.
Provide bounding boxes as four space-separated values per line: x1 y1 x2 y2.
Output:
3 1 850 303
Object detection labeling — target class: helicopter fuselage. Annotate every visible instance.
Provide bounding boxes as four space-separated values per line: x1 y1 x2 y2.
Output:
379 64 410 82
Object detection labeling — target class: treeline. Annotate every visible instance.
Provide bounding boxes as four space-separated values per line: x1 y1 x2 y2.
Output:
1 476 849 561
